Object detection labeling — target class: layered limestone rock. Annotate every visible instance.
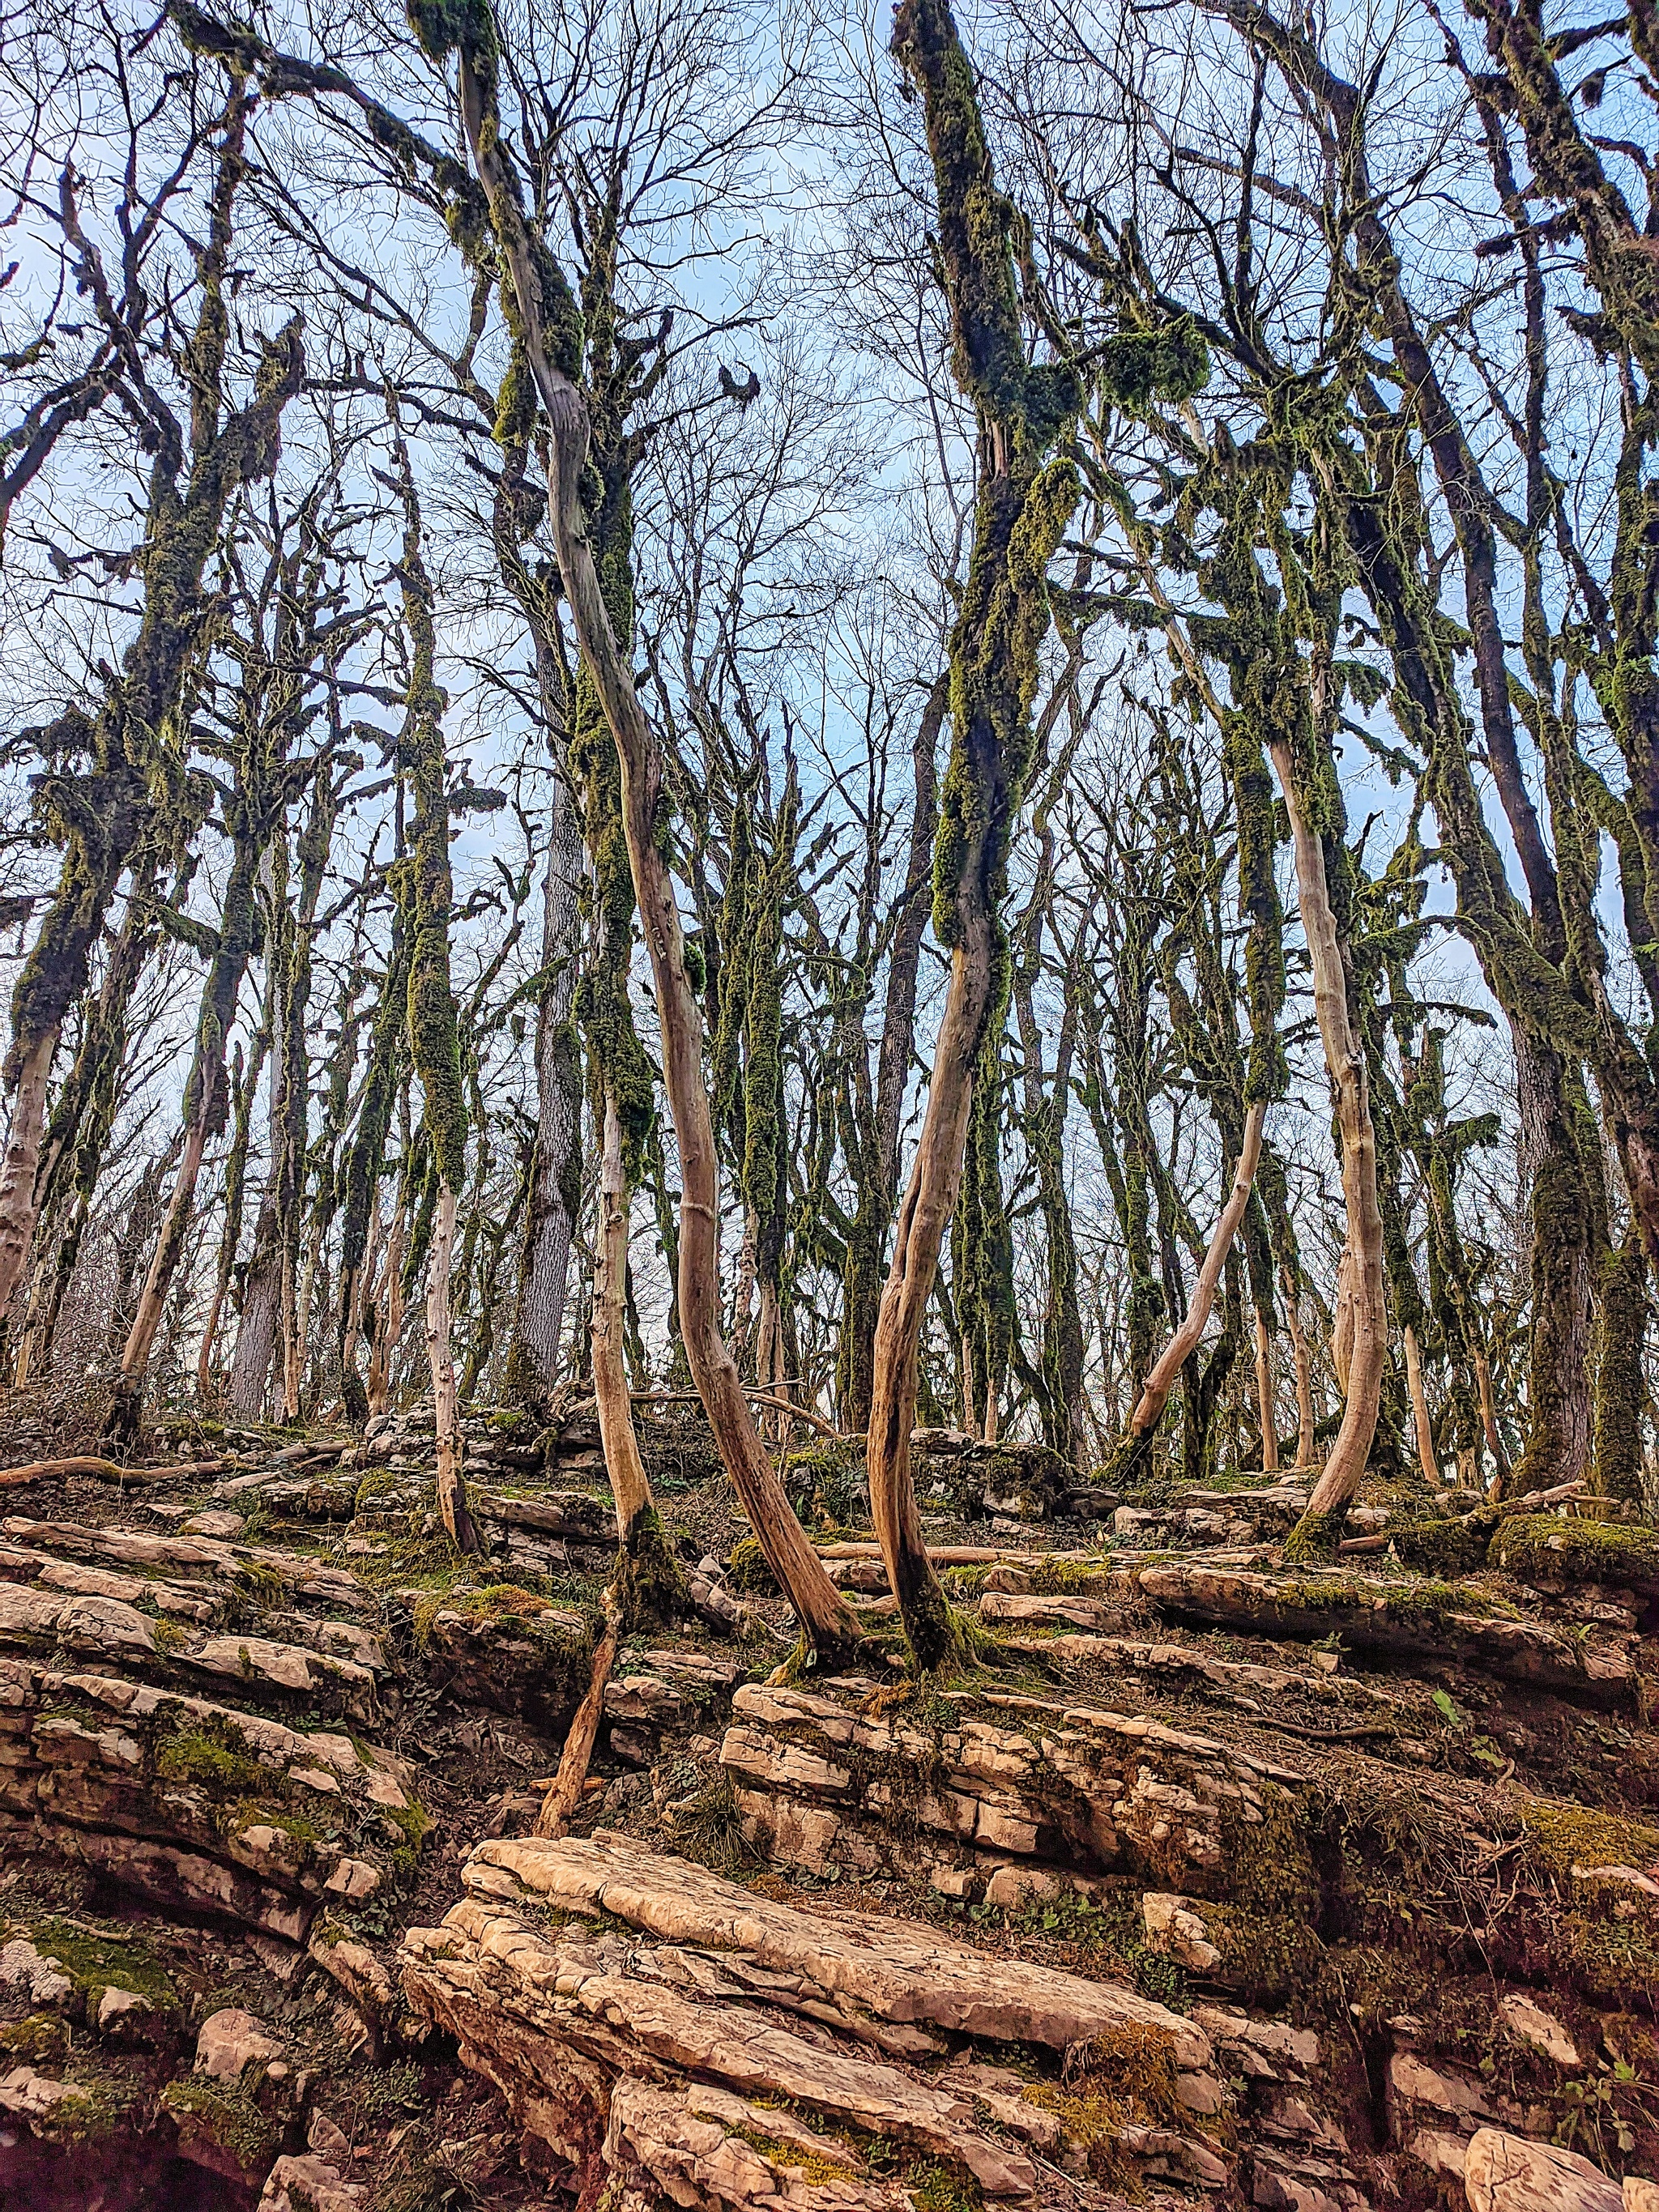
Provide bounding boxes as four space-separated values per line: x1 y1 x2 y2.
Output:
719 1674 1306 1900
400 1831 1228 2209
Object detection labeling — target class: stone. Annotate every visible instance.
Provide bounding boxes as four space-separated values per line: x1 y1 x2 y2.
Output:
1141 1892 1221 1971
463 1831 1213 2068
0 2066 76 2117
181 1511 245 1538
307 2108 352 2161
1465 2129 1623 2212
1623 2182 1659 2212
1499 1993 1580 2068
195 2007 283 2079
258 2153 365 2211
96 1985 153 2039
0 1936 73 2006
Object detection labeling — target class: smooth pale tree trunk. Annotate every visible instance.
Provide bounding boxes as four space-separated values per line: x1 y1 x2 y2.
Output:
0 1035 53 1326
453 52 859 1666
868 909 995 1662
118 1123 210 1391
1270 740 1387 1549
1255 1310 1280 1472
510 795 582 1404
1120 1102 1266 1447
425 1183 476 1552
593 1095 655 1545
1403 1323 1440 1487
366 1208 403 1420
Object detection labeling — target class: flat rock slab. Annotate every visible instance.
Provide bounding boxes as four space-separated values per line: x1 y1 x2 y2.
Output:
402 1832 1229 2210
459 1830 1213 2072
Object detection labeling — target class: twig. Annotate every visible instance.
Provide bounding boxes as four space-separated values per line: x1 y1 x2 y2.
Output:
628 1387 842 1438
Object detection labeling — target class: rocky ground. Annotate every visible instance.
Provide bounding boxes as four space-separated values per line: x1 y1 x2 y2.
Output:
0 1393 1651 2212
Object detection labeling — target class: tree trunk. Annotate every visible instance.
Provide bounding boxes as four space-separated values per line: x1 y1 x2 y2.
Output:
593 1093 680 1617
1593 1227 1647 1502
1102 1102 1265 1479
1255 1310 1279 1472
508 786 583 1407
1512 1035 1597 1495
449 46 860 1665
426 1182 476 1552
0 1034 54 1331
1403 1323 1439 1487
1272 740 1388 1554
366 1206 404 1420
1286 1285 1316 1467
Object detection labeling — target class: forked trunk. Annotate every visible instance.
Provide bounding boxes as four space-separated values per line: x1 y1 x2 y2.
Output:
1125 1102 1265 1447
1271 742 1387 1553
426 1182 477 1553
451 49 860 1666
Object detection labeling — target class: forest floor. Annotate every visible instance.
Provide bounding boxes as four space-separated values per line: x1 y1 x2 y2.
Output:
0 1392 1651 2212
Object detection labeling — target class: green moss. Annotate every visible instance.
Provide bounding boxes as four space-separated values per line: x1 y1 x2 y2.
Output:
783 1440 869 1531
727 1535 779 1596
32 1920 176 2011
0 2012 68 2064
151 1617 188 1654
1520 1799 1659 1882
154 1720 267 1797
907 2159 985 2212
1391 1511 1495 1577
725 2121 858 2185
1282 1506 1349 1561
1491 1515 1659 1589
160 2076 278 2168
386 1799 433 1881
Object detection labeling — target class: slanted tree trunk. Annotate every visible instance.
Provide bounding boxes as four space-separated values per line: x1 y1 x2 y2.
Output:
1104 1102 1265 1485
436 27 859 1664
1273 743 1388 1554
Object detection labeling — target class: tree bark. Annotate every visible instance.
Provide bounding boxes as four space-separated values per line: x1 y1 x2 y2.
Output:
426 1181 476 1552
1107 1102 1265 1472
1271 741 1387 1551
1254 1310 1279 1472
509 779 583 1405
1403 1323 1439 1487
448 42 859 1665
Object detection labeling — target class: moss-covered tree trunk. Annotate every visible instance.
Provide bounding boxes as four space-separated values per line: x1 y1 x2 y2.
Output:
858 0 1084 1664
390 432 476 1553
0 83 300 1335
839 671 946 1429
1593 1227 1648 1502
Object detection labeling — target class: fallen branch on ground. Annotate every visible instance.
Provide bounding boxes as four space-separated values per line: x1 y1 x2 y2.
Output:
0 1456 226 1488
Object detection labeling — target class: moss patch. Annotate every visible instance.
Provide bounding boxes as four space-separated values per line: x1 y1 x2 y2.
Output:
1491 1516 1659 1589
